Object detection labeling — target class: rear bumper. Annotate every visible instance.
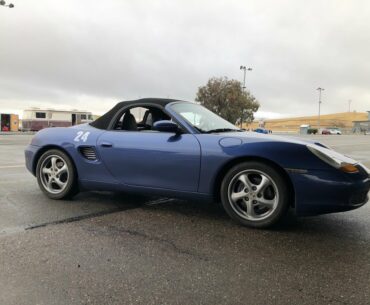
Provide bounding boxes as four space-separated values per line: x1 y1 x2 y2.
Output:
25 144 40 176
290 168 370 216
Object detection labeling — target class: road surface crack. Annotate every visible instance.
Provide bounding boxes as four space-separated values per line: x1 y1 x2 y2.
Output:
25 206 138 231
104 225 210 262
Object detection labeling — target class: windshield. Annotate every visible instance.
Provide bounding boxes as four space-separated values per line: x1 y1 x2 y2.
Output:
170 102 241 133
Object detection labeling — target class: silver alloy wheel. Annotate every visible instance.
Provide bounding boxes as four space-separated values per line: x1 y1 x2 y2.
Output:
39 155 69 194
227 169 279 221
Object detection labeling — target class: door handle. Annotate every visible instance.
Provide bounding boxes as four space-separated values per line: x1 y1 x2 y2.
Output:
101 142 113 148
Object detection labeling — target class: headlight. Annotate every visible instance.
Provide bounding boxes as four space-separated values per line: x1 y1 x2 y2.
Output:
307 144 359 173
359 163 370 175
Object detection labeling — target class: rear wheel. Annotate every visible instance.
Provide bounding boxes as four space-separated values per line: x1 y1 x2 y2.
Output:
36 149 78 199
220 161 289 228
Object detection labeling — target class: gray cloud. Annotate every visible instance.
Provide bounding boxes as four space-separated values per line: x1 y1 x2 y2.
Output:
0 0 369 117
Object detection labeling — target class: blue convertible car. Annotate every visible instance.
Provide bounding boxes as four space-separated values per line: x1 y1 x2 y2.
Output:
25 98 370 228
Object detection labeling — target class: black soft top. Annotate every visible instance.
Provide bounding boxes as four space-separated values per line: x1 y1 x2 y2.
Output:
90 98 181 130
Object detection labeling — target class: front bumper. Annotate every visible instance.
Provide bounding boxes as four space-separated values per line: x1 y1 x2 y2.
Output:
289 166 370 216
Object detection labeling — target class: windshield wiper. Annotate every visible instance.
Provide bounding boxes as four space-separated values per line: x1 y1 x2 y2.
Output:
205 128 243 134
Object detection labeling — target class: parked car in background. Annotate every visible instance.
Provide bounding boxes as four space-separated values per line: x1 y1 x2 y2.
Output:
328 127 342 135
322 129 331 135
254 128 268 134
322 128 342 135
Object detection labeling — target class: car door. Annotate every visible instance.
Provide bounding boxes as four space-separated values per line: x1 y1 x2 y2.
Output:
96 130 201 192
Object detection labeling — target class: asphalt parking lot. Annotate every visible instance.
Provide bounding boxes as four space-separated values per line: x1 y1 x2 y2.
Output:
0 134 369 305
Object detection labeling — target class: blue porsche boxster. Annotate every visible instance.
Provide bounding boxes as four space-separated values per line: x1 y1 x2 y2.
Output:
25 98 370 228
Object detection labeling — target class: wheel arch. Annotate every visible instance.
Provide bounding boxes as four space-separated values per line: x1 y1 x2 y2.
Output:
33 145 78 178
213 156 295 207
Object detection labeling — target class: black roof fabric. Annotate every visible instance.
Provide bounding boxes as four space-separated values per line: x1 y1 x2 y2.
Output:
90 98 181 130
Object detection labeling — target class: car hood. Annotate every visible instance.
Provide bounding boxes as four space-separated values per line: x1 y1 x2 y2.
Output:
214 131 327 147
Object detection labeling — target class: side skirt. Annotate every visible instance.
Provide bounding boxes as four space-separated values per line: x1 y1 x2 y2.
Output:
79 179 213 202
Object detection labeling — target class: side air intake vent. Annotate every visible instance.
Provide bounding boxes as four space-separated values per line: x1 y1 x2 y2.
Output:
79 146 97 161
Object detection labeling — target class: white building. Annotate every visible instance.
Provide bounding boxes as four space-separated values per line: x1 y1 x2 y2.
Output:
22 108 93 131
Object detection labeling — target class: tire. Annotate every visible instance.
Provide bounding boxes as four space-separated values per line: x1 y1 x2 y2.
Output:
36 149 79 199
220 161 289 228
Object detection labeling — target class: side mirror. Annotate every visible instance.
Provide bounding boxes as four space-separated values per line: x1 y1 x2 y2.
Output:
153 120 180 133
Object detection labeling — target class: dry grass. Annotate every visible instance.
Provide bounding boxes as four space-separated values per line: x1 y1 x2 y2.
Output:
244 112 368 132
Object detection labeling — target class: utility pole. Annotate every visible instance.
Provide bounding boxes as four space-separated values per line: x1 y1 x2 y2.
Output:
239 66 252 128
348 99 352 112
0 0 14 8
317 87 324 130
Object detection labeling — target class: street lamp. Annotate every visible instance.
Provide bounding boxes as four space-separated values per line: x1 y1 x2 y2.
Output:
317 87 324 130
0 0 14 7
240 65 252 91
348 99 352 112
239 65 252 128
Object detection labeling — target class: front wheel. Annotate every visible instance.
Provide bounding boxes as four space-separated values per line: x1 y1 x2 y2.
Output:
36 149 78 199
220 161 290 228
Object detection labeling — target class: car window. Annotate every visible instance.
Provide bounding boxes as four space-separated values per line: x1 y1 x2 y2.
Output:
113 106 171 132
129 107 147 123
35 112 46 119
170 102 239 133
181 112 202 126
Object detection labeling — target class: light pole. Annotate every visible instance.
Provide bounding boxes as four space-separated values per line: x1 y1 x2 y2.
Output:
239 66 252 128
240 66 252 91
317 87 324 130
348 99 352 112
0 0 14 7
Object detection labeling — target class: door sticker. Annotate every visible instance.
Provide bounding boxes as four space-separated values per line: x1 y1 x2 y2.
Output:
74 131 90 142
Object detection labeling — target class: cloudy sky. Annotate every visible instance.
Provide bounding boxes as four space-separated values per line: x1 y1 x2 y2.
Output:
0 0 369 119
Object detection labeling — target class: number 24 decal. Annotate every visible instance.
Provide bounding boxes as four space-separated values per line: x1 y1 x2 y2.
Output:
74 131 90 142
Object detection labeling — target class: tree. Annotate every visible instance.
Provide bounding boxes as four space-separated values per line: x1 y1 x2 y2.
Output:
0 1 15 8
195 77 259 125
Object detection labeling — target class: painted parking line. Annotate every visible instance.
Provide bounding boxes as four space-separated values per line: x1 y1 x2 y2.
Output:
330 143 370 147
0 165 24 169
0 179 31 185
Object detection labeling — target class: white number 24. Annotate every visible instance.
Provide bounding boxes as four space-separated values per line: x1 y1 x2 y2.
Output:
74 131 90 142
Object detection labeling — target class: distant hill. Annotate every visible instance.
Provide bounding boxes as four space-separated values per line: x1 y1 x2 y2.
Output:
246 112 368 132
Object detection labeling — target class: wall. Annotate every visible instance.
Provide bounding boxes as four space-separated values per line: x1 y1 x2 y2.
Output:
10 114 19 131
52 112 71 121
